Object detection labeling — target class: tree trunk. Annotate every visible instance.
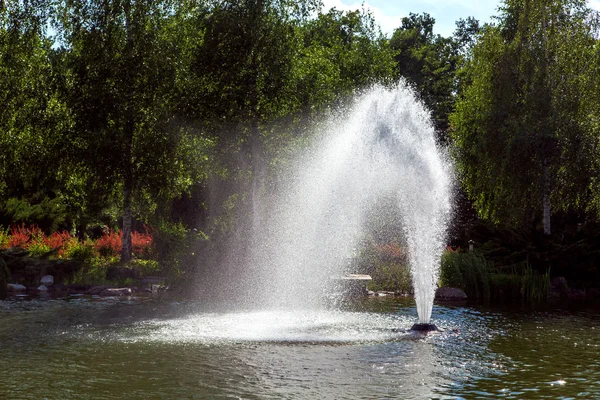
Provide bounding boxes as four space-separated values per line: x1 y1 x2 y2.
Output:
542 159 551 235
121 0 134 263
250 118 262 234
249 0 263 235
121 183 133 262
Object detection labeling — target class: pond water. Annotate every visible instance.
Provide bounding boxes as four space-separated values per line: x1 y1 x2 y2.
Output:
1 296 599 399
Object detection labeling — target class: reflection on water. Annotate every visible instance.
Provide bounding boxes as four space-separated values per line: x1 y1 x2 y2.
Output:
0 297 599 399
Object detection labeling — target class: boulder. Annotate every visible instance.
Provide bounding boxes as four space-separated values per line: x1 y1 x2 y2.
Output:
99 287 132 297
586 288 600 301
7 283 26 292
37 285 48 291
40 275 54 286
435 286 467 300
88 285 110 296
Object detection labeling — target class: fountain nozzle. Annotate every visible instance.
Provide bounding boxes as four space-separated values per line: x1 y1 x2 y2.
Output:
410 323 438 332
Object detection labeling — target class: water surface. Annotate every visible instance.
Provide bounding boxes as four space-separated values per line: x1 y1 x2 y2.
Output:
1 297 598 399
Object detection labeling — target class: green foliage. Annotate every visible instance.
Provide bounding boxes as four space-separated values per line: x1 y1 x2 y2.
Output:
450 0 600 232
152 220 207 278
440 248 551 302
64 241 95 262
3 197 68 232
128 259 160 276
489 264 551 302
367 261 412 293
0 226 8 249
66 261 110 286
26 241 52 258
441 250 491 299
390 13 462 138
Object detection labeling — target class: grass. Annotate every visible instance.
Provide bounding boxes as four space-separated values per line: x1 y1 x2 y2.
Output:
440 249 551 303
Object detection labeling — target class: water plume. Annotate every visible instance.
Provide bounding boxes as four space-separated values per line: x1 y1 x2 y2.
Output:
210 83 453 324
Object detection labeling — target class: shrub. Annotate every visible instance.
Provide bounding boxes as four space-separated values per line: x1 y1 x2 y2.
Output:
440 250 491 299
93 230 121 258
490 262 550 302
152 220 206 277
26 241 52 258
44 231 75 258
128 259 160 275
0 226 9 249
368 260 412 293
441 249 551 303
8 223 42 248
131 229 153 258
93 229 153 259
64 240 96 262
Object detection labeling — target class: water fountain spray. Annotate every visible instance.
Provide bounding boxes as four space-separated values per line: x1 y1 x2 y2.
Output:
217 83 453 329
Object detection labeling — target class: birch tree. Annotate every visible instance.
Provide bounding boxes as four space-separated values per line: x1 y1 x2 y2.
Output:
450 0 599 234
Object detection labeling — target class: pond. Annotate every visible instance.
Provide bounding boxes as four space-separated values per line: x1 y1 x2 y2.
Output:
1 296 599 399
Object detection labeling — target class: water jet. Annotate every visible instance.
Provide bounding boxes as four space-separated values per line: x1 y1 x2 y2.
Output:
207 83 453 328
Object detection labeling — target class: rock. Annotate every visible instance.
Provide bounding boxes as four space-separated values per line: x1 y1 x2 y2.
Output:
37 285 48 291
141 276 166 286
66 284 91 294
435 286 467 300
88 285 110 295
586 288 600 301
99 288 132 297
50 283 65 294
40 275 54 286
550 276 571 299
7 283 26 292
569 289 586 301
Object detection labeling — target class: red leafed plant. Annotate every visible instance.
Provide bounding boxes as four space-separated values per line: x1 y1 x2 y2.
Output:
8 223 42 248
94 228 153 258
93 230 122 257
44 231 75 257
132 230 153 258
377 243 406 260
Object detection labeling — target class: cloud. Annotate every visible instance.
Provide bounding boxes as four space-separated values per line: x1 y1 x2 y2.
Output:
589 0 600 11
320 0 405 36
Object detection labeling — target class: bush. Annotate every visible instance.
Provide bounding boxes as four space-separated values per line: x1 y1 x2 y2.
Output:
26 241 52 258
44 231 75 258
3 197 68 233
64 241 95 262
440 249 551 303
93 230 121 258
152 220 206 278
0 226 9 249
7 223 41 248
131 229 153 259
440 250 491 299
490 263 550 302
367 260 412 293
93 228 154 259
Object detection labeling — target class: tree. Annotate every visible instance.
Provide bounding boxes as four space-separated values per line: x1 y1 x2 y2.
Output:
450 0 600 234
0 0 73 231
57 0 209 261
390 13 460 139
298 7 396 105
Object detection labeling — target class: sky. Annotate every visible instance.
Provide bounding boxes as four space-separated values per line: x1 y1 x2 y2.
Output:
321 0 600 38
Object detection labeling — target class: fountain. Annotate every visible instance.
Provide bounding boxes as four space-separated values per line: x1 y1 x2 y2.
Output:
204 82 453 330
